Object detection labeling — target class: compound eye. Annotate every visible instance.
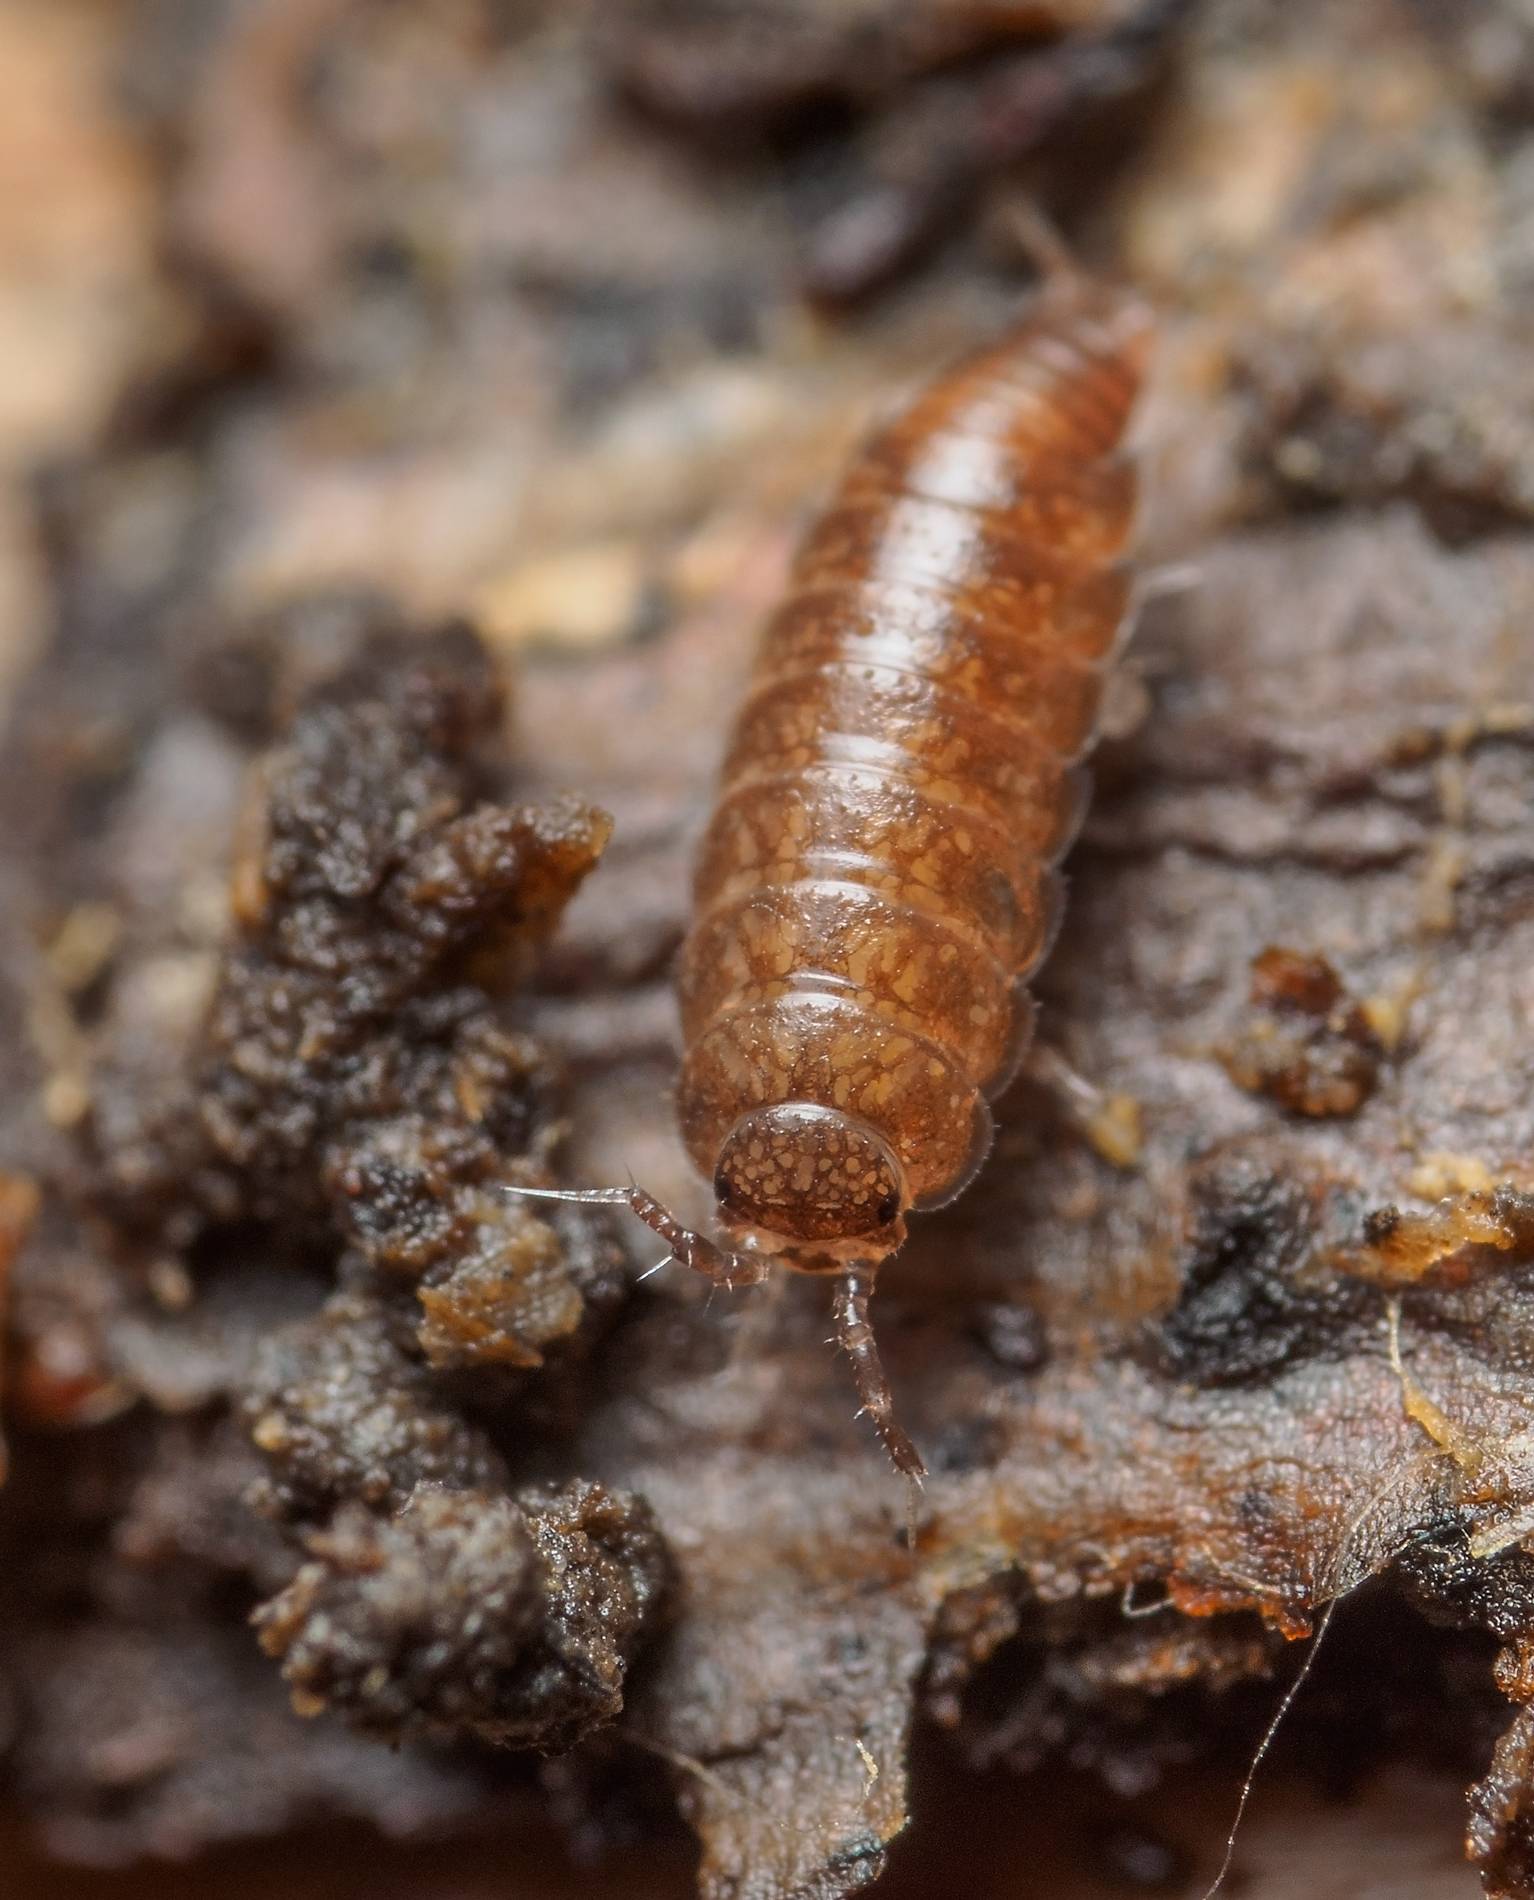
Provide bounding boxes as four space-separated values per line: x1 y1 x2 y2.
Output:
876 1189 901 1226
713 1166 739 1212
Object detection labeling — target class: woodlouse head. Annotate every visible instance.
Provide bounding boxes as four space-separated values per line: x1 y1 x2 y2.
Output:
712 1103 908 1263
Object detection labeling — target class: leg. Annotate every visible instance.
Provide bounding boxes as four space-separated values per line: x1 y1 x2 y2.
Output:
500 1181 769 1289
833 1267 926 1485
1026 1042 1143 1169
625 1185 770 1289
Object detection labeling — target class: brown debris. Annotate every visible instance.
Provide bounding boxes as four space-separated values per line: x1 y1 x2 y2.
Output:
243 1285 512 1526
1340 1189 1534 1292
1223 946 1385 1118
0 606 668 1849
89 623 623 1373
255 1480 670 1750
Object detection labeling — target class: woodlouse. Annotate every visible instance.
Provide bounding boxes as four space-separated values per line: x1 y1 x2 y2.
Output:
512 273 1153 1484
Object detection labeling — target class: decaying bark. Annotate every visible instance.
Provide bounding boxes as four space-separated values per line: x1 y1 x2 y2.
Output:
6 2 1534 1897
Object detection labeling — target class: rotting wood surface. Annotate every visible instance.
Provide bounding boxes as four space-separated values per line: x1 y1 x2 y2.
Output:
3 3 1534 1897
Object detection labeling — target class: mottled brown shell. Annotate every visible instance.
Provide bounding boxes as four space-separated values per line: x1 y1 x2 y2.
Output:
677 284 1152 1263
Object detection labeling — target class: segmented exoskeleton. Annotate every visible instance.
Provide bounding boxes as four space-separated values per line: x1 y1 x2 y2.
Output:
512 276 1153 1484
